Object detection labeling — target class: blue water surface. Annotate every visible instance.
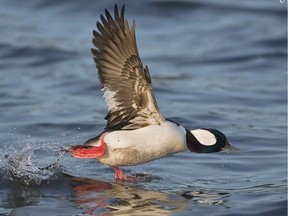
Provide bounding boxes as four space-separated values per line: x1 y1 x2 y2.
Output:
0 0 287 215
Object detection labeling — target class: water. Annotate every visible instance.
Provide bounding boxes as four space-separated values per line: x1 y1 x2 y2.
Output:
0 0 287 215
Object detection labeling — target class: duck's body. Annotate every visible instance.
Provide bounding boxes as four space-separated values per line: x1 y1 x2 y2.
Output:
86 121 187 167
69 5 237 181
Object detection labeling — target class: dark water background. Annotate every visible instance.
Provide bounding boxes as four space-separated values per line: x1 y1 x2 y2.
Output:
0 0 287 215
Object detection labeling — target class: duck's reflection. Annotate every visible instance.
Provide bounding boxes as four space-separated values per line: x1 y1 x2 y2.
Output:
69 175 187 215
0 171 229 215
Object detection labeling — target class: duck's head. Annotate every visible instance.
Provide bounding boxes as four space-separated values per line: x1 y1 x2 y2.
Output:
186 128 238 153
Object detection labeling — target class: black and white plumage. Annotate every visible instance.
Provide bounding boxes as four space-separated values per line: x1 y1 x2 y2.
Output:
69 5 237 181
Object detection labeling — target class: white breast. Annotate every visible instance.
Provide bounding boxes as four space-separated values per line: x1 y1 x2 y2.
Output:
98 121 187 167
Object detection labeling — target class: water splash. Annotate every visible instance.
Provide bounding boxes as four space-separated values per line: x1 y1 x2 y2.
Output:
181 191 228 205
0 142 66 185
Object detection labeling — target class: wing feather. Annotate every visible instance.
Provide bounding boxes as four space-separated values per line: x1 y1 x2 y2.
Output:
92 4 164 130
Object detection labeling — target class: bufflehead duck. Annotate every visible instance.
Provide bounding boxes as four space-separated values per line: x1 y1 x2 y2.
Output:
69 5 238 181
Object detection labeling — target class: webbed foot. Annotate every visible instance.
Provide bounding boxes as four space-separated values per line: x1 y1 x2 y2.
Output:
112 167 152 182
69 138 106 158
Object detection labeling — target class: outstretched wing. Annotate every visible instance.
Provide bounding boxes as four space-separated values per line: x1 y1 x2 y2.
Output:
91 5 164 130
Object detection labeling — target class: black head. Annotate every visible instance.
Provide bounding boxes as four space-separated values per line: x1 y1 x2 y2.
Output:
185 128 238 153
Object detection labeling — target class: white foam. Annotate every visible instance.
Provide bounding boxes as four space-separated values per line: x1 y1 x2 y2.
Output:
0 142 64 185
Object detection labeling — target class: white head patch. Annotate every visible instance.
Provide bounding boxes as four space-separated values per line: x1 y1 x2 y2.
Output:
191 129 217 146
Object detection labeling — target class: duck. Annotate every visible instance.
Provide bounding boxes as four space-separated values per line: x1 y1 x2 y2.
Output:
69 4 238 181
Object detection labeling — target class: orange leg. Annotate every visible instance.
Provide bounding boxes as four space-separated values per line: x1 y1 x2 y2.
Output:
112 167 129 180
112 167 150 182
69 137 106 158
